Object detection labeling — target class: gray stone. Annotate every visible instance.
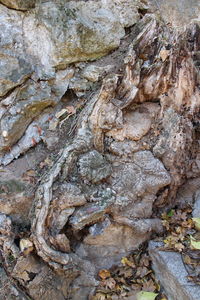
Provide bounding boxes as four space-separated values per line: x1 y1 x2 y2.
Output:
0 53 32 98
0 68 73 155
69 77 92 97
176 178 200 208
69 202 110 231
82 64 113 82
23 1 126 71
0 0 36 10
78 150 112 183
76 218 150 271
109 151 171 218
53 183 87 208
0 170 34 223
193 189 200 218
149 241 200 300
0 267 29 300
108 140 146 157
106 109 152 141
150 0 200 28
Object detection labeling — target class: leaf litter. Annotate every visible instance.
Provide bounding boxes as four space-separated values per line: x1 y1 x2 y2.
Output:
92 206 200 299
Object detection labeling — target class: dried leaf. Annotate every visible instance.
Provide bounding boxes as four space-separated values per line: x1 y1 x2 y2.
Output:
142 279 157 292
174 242 185 252
19 238 34 254
159 49 170 62
136 266 150 278
101 278 116 290
93 293 106 300
192 218 200 231
136 291 158 300
121 257 135 268
98 269 111 280
190 236 200 250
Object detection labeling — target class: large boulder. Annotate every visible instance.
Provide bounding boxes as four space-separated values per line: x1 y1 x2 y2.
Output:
149 241 200 300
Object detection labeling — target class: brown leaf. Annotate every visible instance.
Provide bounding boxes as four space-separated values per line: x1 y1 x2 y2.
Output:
159 49 170 61
101 278 116 290
98 269 111 280
142 279 157 292
135 266 150 278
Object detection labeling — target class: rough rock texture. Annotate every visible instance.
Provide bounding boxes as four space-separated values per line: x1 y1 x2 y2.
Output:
149 241 200 300
0 0 36 10
0 0 200 299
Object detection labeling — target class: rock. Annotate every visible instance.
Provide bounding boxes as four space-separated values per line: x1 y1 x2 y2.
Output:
193 189 200 218
49 234 71 253
0 267 29 300
69 77 92 97
0 53 32 98
0 68 73 155
153 107 193 198
23 1 126 71
108 140 148 156
12 255 77 300
0 113 50 165
150 0 200 28
176 178 200 208
76 218 150 270
82 64 114 82
109 150 171 218
0 0 36 10
0 169 34 223
69 202 111 231
0 80 53 152
50 207 75 234
53 183 87 208
106 103 160 141
77 150 112 183
149 241 200 300
48 183 87 234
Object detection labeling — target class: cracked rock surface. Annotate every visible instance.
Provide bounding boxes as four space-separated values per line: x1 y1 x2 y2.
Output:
0 0 200 299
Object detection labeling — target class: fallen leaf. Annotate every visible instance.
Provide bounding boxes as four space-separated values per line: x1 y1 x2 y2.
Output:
136 266 150 278
101 278 116 289
92 293 106 300
190 236 200 250
19 238 34 255
136 291 158 300
174 242 185 252
159 49 170 62
98 269 111 280
121 257 135 268
142 279 156 292
192 218 200 231
167 209 174 217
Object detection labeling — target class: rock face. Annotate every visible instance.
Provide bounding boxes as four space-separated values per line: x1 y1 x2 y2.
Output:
149 241 200 300
0 0 36 10
0 0 200 299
